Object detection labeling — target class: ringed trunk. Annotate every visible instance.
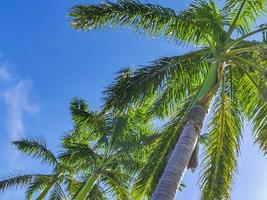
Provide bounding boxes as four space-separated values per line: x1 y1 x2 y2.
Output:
151 106 206 200
152 63 223 200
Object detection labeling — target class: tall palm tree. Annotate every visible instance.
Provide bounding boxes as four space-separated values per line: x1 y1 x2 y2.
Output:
64 98 154 200
0 138 68 199
69 0 267 199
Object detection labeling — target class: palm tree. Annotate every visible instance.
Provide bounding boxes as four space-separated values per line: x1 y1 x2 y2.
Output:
69 0 267 199
0 138 68 199
0 98 153 200
64 98 154 200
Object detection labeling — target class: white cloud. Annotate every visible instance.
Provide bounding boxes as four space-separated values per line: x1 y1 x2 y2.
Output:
3 80 39 140
0 64 39 170
0 66 10 81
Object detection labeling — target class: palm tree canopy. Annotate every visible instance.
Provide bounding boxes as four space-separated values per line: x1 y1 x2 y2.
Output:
60 98 155 199
69 0 267 199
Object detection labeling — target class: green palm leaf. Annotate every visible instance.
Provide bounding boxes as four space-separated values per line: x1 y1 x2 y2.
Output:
59 143 101 170
200 70 243 199
25 178 47 200
69 0 214 45
70 98 106 134
0 174 34 191
101 169 129 200
63 177 82 198
225 0 267 35
12 138 58 166
49 183 66 200
239 74 267 154
104 49 211 112
87 184 107 200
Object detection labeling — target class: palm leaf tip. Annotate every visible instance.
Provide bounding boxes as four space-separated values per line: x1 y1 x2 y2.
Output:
239 74 267 154
12 138 58 166
70 97 89 112
25 179 46 200
0 175 34 191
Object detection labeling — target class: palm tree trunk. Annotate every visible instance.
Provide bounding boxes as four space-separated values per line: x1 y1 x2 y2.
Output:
151 63 223 200
74 172 99 200
151 106 206 200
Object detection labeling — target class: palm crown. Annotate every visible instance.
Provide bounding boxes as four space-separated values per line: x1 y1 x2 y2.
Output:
0 138 69 199
69 0 267 199
63 98 154 200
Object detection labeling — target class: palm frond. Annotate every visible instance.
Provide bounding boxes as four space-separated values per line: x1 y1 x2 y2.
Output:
238 73 267 154
224 0 267 35
148 55 210 118
64 177 83 198
70 98 107 134
25 177 48 200
101 169 129 200
200 69 243 199
104 48 211 112
12 138 58 167
109 116 129 147
0 174 34 191
87 184 107 200
230 26 267 48
59 142 101 170
49 183 66 200
69 0 215 45
183 0 225 44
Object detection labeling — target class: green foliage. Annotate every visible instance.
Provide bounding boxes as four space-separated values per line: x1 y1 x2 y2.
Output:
69 0 215 45
12 138 58 167
0 98 154 199
25 177 47 200
239 74 267 153
0 175 34 191
200 69 243 199
0 138 70 199
69 0 267 199
49 183 66 200
1 0 267 199
104 49 211 115
67 98 154 199
100 169 129 200
225 0 267 35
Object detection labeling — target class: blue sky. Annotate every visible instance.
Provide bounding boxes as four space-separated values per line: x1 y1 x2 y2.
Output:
0 0 266 199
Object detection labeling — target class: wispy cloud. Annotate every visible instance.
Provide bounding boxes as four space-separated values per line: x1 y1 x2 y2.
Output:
0 67 10 80
0 64 39 170
3 80 39 140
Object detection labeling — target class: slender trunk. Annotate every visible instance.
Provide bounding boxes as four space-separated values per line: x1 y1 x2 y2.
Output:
152 63 222 200
151 106 206 200
74 172 99 200
36 184 53 200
